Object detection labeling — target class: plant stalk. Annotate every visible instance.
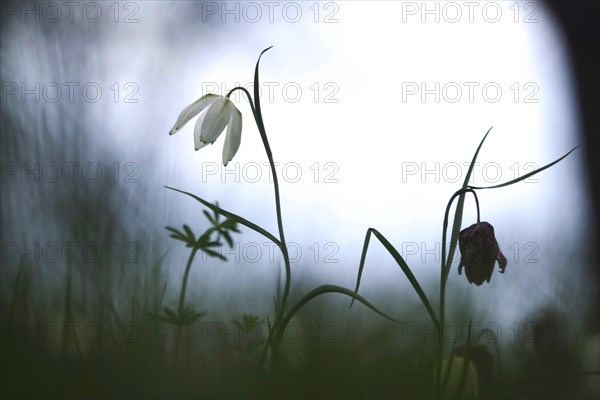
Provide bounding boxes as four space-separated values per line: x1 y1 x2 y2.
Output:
178 247 199 314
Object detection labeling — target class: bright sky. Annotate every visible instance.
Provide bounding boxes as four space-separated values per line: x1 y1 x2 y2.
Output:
2 1 591 331
142 1 587 325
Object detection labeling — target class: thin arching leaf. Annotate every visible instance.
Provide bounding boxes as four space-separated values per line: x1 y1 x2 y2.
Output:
183 225 195 241
165 227 187 242
463 127 493 188
204 248 227 261
446 127 492 273
350 228 439 331
282 285 397 332
253 46 273 143
165 186 280 246
469 146 579 190
203 210 215 224
222 231 234 248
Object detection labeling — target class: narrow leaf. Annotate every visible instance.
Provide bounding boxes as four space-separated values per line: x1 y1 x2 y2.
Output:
165 186 281 246
222 231 234 248
350 228 373 307
183 225 195 241
253 46 273 141
446 127 492 273
165 227 187 242
204 248 227 261
283 285 397 332
463 127 492 188
203 210 215 224
351 228 439 331
470 146 578 190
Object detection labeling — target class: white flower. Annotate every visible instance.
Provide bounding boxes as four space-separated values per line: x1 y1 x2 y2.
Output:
169 94 242 166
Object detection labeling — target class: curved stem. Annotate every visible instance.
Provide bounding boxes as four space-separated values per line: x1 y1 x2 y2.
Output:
262 143 290 308
178 247 199 314
440 188 480 279
437 187 479 396
471 188 481 224
251 48 291 312
228 49 291 370
226 87 257 116
228 65 292 311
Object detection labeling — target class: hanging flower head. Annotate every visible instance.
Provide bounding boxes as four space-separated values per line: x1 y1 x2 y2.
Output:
169 94 242 166
458 222 507 285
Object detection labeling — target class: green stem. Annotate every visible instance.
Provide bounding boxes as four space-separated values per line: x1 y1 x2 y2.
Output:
262 141 290 308
251 47 291 310
228 77 291 311
227 49 292 371
228 79 291 370
226 87 257 119
437 187 479 397
178 247 199 314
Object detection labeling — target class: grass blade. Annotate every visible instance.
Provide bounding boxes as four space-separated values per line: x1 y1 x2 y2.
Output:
463 127 493 188
437 128 491 396
283 284 397 331
165 186 280 246
469 146 579 190
349 228 373 308
446 127 492 274
350 228 439 331
253 46 273 145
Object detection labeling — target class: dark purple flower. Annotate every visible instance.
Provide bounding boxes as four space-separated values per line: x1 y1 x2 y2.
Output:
458 222 507 285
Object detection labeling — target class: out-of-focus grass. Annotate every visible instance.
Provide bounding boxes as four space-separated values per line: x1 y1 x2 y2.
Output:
1 254 598 399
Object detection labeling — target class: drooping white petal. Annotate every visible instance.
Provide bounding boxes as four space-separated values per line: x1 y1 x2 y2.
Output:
169 94 219 135
222 106 242 166
195 137 210 151
194 108 211 150
196 97 233 146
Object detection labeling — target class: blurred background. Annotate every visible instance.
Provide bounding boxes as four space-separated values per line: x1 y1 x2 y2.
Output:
1 1 598 398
